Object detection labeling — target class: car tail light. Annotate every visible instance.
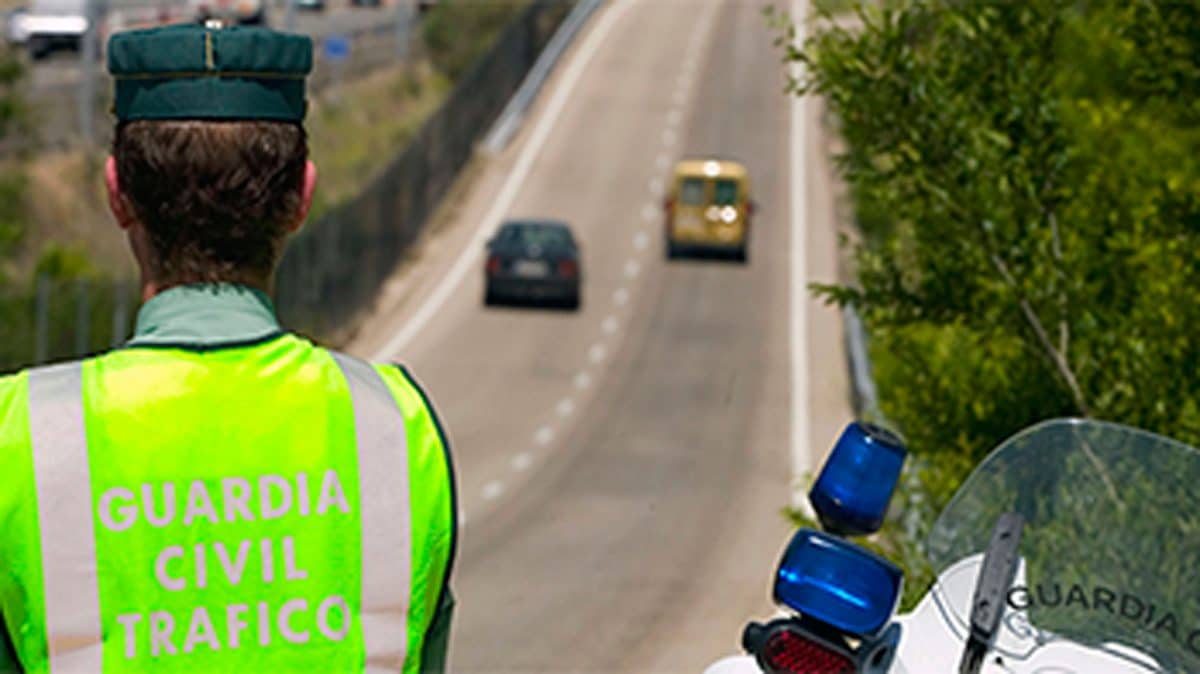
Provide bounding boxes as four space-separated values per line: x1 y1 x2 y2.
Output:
557 259 578 277
760 627 854 674
486 255 503 274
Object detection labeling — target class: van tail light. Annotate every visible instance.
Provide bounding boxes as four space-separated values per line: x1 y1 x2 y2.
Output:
760 627 853 674
486 255 503 274
557 259 578 277
663 197 674 211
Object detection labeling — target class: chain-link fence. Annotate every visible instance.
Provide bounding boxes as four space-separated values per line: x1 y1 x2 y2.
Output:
275 0 570 341
0 275 138 371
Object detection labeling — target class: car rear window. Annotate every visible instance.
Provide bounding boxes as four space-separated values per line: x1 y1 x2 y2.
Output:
678 178 707 206
500 224 574 248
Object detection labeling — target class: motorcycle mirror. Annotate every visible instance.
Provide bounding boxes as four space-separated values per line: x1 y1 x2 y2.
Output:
809 421 907 537
959 511 1024 674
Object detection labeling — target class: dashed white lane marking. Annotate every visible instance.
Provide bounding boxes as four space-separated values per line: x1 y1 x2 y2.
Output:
556 398 576 417
369 0 634 361
667 109 683 127
512 452 533 472
535 425 554 446
589 343 607 364
656 153 670 170
642 203 659 222
613 287 630 307
482 481 505 501
662 128 678 146
602 315 620 335
649 177 665 197
624 259 641 279
634 231 649 251
575 371 592 390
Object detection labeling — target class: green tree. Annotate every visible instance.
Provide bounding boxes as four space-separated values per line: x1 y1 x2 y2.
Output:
772 0 1200 602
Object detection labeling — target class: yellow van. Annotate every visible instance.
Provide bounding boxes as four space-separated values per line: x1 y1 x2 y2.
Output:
663 158 754 262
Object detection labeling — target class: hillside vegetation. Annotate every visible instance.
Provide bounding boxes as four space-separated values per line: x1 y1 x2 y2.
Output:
778 0 1200 605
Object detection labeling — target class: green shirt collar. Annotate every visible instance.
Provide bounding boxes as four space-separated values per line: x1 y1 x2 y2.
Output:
129 283 283 347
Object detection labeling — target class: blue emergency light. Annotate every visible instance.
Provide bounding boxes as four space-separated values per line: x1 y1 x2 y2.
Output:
809 421 907 536
774 529 903 637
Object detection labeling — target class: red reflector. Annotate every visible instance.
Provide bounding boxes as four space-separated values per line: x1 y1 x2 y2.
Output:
557 259 578 277
762 630 853 674
486 255 502 274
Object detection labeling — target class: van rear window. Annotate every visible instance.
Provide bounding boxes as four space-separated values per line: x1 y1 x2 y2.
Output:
679 178 706 205
714 179 739 206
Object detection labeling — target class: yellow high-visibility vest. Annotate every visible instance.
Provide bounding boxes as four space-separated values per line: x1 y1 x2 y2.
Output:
0 335 455 673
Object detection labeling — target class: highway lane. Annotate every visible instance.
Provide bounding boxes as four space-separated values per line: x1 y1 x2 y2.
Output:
348 0 850 670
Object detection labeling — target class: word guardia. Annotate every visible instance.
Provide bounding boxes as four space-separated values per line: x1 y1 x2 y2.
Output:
1008 583 1200 657
97 470 357 659
97 470 351 531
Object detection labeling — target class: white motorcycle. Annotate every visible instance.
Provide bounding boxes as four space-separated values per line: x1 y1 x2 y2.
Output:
705 418 1199 673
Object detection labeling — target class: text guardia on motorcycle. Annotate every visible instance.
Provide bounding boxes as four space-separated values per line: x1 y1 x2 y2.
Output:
705 419 1200 674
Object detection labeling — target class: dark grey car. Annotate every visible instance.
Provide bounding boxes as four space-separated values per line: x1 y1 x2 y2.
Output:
484 220 582 310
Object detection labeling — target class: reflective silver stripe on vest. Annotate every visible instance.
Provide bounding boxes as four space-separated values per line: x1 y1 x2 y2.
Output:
332 353 412 673
27 362 103 672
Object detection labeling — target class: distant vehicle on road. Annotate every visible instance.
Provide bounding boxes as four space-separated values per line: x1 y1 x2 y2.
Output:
19 0 86 59
294 0 325 12
3 7 29 45
485 220 582 310
189 0 266 26
664 157 755 262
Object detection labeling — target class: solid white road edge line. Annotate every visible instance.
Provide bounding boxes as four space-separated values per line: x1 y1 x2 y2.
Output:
371 0 635 361
790 0 814 514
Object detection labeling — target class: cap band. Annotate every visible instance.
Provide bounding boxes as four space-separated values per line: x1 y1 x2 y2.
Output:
108 23 312 122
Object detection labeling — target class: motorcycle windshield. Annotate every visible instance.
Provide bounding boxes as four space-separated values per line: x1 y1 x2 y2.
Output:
925 418 1200 672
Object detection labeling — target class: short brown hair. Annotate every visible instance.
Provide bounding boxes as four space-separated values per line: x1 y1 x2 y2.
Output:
113 120 308 287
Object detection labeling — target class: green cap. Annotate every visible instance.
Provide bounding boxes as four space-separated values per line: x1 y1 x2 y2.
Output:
108 23 313 122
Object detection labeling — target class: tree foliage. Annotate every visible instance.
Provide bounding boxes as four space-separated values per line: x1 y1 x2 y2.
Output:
781 0 1200 497
772 1 1200 608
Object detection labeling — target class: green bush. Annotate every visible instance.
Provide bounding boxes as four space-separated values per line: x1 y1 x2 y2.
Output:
775 0 1200 605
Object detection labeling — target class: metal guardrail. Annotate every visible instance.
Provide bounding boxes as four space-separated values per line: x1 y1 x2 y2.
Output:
482 0 603 154
843 304 884 423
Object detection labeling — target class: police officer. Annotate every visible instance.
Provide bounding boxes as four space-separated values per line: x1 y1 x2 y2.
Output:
0 22 456 673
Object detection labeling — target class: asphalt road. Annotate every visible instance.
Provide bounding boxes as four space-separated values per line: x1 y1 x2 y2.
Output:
349 0 852 670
